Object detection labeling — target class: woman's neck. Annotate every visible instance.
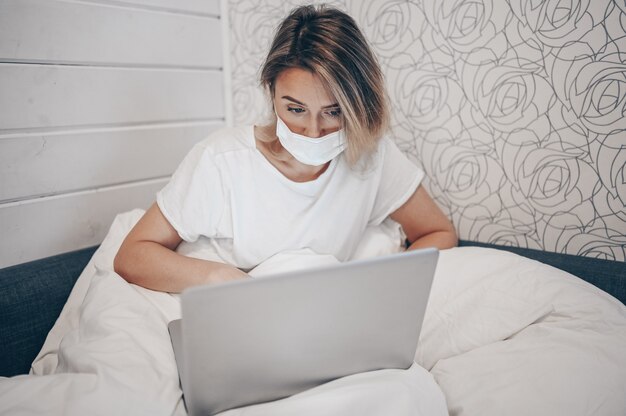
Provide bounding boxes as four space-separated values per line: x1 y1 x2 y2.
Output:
254 125 330 183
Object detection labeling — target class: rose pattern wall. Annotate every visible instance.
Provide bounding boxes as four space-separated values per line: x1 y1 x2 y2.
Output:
228 0 626 260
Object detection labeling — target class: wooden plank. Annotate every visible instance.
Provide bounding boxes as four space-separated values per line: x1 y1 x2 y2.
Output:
0 64 224 130
0 0 222 68
0 179 167 268
118 0 220 15
0 121 223 202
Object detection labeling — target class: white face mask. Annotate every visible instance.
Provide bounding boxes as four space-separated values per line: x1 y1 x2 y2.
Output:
275 113 347 166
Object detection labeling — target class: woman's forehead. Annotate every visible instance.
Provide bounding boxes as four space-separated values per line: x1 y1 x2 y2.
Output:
274 68 337 107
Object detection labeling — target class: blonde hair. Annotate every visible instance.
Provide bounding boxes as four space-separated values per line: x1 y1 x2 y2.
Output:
259 5 389 166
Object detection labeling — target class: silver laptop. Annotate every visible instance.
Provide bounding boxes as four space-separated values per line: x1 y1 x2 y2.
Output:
168 247 438 416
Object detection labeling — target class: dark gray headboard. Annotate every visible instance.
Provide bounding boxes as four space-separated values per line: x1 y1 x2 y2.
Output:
0 246 98 377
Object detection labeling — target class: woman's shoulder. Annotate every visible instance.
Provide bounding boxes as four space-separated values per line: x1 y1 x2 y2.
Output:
194 125 255 157
344 135 419 181
376 135 412 163
346 135 392 173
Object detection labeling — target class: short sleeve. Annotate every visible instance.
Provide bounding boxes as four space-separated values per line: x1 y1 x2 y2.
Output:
156 143 225 242
369 138 424 225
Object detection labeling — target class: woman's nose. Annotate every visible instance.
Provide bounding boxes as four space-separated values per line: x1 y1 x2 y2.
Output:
303 118 323 138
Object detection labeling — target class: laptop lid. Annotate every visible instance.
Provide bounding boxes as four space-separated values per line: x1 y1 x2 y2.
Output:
170 247 438 416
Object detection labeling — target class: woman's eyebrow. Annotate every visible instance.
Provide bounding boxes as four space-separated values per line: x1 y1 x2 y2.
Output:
282 95 306 106
281 95 338 109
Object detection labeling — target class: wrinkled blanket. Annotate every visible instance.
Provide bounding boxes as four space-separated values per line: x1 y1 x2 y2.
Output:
1 210 625 416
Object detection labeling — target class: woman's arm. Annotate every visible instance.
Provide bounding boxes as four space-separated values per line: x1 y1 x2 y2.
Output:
113 203 247 293
390 185 458 251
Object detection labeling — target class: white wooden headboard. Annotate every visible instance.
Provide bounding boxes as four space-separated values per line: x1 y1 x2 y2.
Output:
0 0 230 268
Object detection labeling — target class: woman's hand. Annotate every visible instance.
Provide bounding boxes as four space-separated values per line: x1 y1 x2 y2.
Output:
206 262 250 284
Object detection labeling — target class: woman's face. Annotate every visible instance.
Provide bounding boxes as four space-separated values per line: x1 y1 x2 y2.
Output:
273 67 342 138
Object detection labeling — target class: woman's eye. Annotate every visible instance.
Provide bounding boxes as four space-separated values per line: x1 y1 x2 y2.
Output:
325 108 341 118
287 107 305 114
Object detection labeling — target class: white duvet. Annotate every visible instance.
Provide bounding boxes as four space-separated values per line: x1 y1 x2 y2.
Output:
1 210 625 416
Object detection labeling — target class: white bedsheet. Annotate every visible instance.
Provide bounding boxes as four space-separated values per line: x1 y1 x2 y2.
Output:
1 210 625 416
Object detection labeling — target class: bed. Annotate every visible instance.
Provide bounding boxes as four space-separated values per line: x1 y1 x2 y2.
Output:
1 209 625 415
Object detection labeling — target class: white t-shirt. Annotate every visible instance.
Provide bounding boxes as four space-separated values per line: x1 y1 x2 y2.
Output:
157 126 424 269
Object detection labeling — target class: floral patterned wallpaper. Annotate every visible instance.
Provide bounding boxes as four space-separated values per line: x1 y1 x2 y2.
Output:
228 0 626 260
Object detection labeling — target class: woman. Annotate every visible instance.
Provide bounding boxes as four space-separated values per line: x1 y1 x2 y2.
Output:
114 5 457 293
